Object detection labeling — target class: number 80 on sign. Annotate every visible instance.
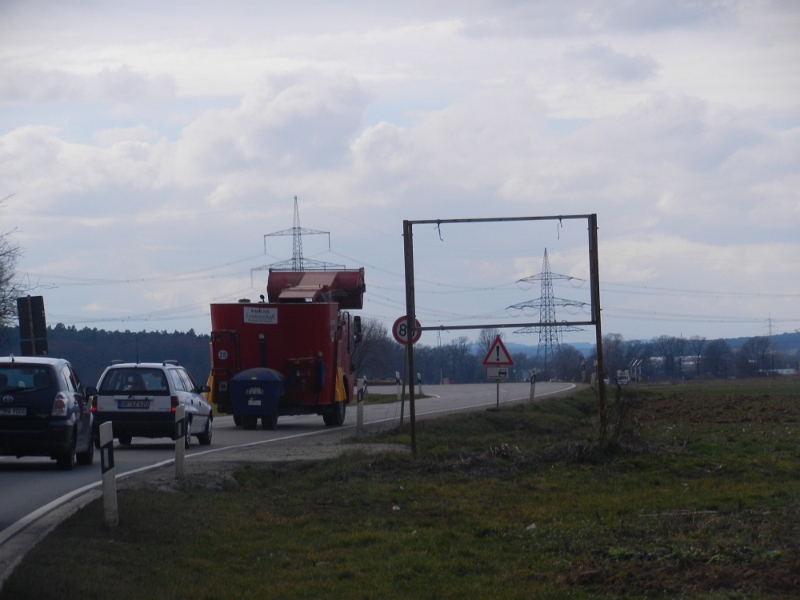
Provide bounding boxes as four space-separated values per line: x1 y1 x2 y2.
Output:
392 316 422 345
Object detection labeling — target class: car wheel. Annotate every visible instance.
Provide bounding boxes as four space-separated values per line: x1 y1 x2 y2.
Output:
56 434 77 471
76 436 95 465
184 417 192 449
118 434 132 445
242 415 257 430
261 414 277 430
197 416 213 445
93 435 101 449
233 414 242 427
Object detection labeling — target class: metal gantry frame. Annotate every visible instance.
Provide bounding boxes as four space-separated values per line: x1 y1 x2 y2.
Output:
402 214 606 454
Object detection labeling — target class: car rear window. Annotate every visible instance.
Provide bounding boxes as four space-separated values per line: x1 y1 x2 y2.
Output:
99 368 170 395
0 366 54 394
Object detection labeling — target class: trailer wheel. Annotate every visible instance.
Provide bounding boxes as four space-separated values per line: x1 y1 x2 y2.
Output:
323 400 346 427
261 414 277 430
335 400 346 425
242 415 258 430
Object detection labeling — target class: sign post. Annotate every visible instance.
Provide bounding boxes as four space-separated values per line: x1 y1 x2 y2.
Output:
393 317 419 428
17 295 49 356
482 336 514 410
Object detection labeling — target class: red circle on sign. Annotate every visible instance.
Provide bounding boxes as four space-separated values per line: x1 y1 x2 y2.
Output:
392 316 421 345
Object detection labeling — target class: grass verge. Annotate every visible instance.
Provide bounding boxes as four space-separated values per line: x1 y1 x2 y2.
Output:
3 379 800 598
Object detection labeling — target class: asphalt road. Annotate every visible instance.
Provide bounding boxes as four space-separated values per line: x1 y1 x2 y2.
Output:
0 381 573 546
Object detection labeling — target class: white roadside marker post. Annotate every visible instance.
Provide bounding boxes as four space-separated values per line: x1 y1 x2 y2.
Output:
99 422 118 527
417 373 422 396
529 369 537 404
174 404 185 480
357 377 365 435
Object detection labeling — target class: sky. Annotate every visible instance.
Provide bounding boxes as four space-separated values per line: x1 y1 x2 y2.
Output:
1 0 798 348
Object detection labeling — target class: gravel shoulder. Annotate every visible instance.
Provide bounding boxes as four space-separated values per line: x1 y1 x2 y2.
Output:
118 383 584 493
118 421 410 493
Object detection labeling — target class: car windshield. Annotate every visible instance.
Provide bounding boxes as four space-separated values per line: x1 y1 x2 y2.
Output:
0 366 53 393
99 368 169 395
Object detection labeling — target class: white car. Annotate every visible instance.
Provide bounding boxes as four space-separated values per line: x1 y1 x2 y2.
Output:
91 361 212 447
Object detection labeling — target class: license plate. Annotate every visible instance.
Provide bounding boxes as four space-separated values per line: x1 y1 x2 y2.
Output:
118 400 150 409
0 407 26 416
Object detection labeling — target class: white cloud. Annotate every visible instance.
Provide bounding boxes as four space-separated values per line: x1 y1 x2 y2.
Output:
569 43 659 81
0 65 176 106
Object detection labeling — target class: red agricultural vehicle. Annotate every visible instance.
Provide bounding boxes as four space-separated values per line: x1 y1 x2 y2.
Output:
207 269 364 430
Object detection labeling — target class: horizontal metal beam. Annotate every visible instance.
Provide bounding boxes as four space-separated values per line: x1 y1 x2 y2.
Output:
417 320 597 332
407 215 593 226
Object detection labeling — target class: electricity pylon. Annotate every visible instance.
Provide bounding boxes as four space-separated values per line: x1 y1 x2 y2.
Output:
507 249 586 373
252 197 344 280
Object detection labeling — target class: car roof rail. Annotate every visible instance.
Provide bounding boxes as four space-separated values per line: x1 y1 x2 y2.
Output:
110 359 124 365
163 360 179 366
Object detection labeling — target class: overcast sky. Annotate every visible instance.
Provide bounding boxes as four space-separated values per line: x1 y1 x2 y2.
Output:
1 0 798 348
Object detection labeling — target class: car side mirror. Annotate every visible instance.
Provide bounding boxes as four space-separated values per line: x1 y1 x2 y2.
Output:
200 385 211 393
85 386 98 396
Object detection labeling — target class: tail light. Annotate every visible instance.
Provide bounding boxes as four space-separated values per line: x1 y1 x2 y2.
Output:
90 395 98 413
51 392 68 417
170 396 179 412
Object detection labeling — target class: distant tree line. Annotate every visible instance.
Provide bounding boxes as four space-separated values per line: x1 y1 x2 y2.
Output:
0 325 210 387
582 333 796 383
1 319 794 390
352 318 799 384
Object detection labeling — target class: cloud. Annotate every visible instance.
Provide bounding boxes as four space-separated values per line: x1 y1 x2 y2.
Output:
170 71 369 186
569 43 659 82
0 65 176 106
92 126 159 147
464 0 736 37
601 0 736 31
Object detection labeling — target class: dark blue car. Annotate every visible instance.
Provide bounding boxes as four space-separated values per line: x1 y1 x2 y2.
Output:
0 356 94 470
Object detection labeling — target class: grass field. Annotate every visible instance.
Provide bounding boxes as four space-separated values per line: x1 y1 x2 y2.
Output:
3 378 799 599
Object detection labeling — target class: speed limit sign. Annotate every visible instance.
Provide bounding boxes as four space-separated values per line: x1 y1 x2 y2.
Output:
392 316 421 345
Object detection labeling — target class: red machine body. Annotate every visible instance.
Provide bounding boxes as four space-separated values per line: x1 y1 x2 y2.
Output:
208 268 364 428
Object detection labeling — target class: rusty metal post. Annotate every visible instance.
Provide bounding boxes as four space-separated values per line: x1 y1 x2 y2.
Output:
588 214 607 441
402 220 417 456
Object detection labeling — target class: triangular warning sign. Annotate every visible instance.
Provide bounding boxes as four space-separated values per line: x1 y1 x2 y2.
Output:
481 336 514 366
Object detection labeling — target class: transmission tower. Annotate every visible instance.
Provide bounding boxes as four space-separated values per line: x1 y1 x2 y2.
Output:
507 249 586 373
251 196 344 280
